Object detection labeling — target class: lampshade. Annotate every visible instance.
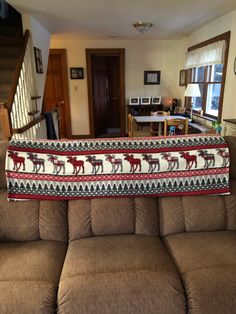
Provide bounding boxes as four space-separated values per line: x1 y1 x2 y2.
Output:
133 21 153 34
184 83 201 97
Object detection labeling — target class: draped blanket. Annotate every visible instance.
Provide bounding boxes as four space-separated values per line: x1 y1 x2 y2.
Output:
6 135 230 200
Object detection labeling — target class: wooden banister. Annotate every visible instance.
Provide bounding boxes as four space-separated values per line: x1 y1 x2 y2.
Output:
7 29 30 111
12 114 45 135
0 103 12 139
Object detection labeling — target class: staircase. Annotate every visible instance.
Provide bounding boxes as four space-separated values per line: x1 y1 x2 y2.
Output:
0 1 23 139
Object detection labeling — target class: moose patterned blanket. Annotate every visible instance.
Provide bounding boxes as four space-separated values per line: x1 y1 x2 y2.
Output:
6 135 230 200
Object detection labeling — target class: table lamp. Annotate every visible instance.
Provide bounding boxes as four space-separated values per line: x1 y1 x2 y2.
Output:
184 83 201 121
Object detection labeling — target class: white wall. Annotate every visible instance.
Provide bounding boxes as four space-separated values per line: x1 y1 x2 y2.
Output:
22 15 51 112
50 37 187 135
187 9 236 124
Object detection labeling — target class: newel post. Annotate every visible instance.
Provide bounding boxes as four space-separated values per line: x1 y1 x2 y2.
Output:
0 103 12 139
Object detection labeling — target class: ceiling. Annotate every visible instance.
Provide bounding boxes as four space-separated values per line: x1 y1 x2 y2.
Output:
7 0 236 39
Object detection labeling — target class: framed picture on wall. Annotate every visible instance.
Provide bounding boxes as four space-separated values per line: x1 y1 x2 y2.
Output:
129 97 140 105
179 69 186 86
34 47 43 73
70 67 84 79
152 96 161 104
144 71 161 85
140 97 151 105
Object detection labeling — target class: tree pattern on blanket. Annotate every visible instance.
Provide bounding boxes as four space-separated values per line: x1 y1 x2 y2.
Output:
6 135 230 200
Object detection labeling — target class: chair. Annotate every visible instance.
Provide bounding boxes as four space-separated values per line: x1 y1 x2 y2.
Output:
128 114 150 137
150 111 170 136
128 114 134 137
164 118 188 136
174 106 186 114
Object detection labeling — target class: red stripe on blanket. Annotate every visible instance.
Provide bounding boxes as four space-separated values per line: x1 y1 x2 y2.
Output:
6 167 229 183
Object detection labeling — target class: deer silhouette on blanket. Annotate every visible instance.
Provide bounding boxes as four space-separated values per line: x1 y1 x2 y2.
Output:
123 154 141 173
161 153 179 171
67 156 84 175
216 149 229 167
198 150 215 168
86 156 103 174
8 151 25 171
142 154 160 173
179 152 197 170
27 153 45 173
47 155 65 175
105 155 123 173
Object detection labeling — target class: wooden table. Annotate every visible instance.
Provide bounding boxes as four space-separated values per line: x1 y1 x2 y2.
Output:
134 115 186 136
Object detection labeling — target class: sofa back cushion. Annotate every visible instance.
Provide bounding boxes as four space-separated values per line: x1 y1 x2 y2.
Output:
0 190 40 241
224 136 236 180
0 141 68 242
0 141 8 189
68 197 158 241
159 179 236 237
0 189 68 242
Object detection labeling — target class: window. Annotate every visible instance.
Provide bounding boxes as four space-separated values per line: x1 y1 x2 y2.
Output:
186 32 230 120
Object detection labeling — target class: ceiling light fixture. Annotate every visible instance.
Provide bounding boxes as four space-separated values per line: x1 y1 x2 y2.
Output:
133 21 153 34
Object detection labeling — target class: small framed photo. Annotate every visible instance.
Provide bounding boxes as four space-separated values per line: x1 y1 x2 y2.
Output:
129 97 139 105
179 69 186 86
34 47 43 73
144 71 161 85
152 97 161 105
140 97 151 105
70 67 84 79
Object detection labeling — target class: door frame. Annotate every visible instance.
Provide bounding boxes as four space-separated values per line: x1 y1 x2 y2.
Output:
44 49 72 138
86 48 126 138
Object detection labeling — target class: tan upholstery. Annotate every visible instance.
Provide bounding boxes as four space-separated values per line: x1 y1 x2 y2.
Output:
58 235 185 314
224 136 236 180
164 231 236 314
68 197 159 240
0 189 68 242
0 140 9 189
159 180 236 237
39 200 68 242
0 189 40 241
0 240 67 313
0 138 236 313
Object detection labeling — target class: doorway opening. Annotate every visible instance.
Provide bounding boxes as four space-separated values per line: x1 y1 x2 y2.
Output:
86 49 125 138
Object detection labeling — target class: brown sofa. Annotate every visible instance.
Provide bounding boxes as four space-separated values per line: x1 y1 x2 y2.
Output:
0 137 236 314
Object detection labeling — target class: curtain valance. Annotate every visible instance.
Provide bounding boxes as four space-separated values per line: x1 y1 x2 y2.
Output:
186 40 226 69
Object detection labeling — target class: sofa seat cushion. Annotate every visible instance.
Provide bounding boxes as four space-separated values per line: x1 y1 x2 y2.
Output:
164 231 236 314
0 240 67 313
58 235 185 314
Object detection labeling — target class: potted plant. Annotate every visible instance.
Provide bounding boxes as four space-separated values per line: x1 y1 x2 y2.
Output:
212 121 222 135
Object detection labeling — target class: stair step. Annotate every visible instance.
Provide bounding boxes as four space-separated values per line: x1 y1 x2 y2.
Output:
0 58 17 70
0 24 21 36
0 35 23 46
0 83 11 97
0 46 20 58
0 70 14 83
0 96 8 104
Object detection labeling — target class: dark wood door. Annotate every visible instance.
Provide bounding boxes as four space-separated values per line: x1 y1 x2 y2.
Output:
43 49 71 138
87 49 125 138
106 56 120 129
92 56 108 136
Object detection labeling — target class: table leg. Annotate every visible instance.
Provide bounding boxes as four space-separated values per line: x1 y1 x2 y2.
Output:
158 122 162 136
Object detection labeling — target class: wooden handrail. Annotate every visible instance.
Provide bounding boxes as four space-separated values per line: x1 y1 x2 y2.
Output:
7 29 30 111
12 114 45 134
0 103 12 139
